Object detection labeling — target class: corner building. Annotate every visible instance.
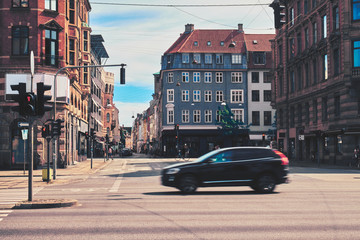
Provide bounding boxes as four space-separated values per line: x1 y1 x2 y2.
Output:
0 0 92 168
271 0 360 164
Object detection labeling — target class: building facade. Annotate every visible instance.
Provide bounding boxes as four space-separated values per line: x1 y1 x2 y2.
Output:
159 24 275 157
271 0 360 164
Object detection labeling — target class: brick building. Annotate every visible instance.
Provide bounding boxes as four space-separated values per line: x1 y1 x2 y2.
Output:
271 0 360 164
0 0 92 168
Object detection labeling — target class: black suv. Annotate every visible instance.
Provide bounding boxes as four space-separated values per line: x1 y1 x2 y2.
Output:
161 147 289 194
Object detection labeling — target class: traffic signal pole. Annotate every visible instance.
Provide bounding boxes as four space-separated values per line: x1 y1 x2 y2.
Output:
53 64 126 174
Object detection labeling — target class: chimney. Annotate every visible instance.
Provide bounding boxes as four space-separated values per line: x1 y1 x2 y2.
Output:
238 24 243 32
185 24 194 33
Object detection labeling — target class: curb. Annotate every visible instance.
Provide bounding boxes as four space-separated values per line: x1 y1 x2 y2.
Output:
13 199 78 209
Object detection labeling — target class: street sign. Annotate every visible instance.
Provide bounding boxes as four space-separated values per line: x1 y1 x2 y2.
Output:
299 135 305 141
21 129 28 140
30 51 34 77
18 122 29 128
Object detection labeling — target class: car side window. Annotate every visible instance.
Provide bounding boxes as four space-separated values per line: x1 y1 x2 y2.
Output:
209 151 233 163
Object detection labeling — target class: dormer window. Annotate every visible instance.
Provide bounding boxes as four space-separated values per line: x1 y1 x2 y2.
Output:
207 41 211 46
194 41 198 46
220 41 224 46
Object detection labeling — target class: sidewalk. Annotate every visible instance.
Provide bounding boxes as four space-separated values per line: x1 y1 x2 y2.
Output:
0 158 112 190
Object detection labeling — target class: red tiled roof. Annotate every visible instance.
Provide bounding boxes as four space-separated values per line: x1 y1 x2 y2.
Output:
164 29 246 54
244 34 275 52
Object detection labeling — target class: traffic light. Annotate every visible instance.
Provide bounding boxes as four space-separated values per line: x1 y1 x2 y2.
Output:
174 124 179 131
262 133 266 141
120 66 125 85
41 125 50 138
23 92 37 116
85 132 89 139
10 83 26 116
90 128 95 138
36 82 52 116
271 1 286 29
52 119 64 137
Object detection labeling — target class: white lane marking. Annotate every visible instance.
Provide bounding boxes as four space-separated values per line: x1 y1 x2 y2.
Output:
109 161 127 193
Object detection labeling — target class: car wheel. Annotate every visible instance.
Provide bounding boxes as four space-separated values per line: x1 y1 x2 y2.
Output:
179 175 198 194
256 174 276 193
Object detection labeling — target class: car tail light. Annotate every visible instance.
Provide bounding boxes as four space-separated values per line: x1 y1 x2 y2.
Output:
273 150 289 165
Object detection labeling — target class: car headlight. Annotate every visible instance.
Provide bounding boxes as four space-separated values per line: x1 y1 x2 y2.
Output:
166 168 180 175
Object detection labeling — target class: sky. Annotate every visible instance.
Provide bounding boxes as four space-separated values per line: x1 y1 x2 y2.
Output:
89 0 275 127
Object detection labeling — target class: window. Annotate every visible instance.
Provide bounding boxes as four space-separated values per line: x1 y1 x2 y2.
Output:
297 104 302 125
264 111 272 126
279 75 283 96
107 113 110 123
12 26 29 56
232 109 244 122
205 54 212 64
353 0 360 21
193 110 201 123
45 0 57 11
297 32 302 54
334 95 340 117
216 72 223 83
231 72 242 83
253 52 265 64
263 72 271 83
290 7 295 26
193 53 201 64
322 15 327 39
354 40 360 68
251 111 260 126
290 38 295 58
216 110 221 122
312 0 317 9
193 72 200 83
204 72 212 83
305 102 310 124
313 59 318 84
313 22 317 44
297 66 302 90
231 90 243 103
12 0 28 8
216 91 223 102
333 49 340 76
323 54 328 80
232 54 242 64
252 90 260 102
167 109 174 124
220 41 224 46
182 53 189 63
167 89 174 102
168 72 173 83
305 63 310 87
69 39 75 65
45 29 58 66
251 72 259 83
182 90 189 102
264 90 271 102
194 41 198 46
216 54 223 64
333 6 339 30
313 99 318 124
182 110 189 123
69 0 75 24
193 90 201 102
182 72 189 82
279 44 283 63
297 1 301 16
207 41 211 46
290 70 295 93
83 31 88 51
304 0 308 14
305 28 309 49
322 97 328 121
205 110 212 123
290 106 295 128
204 91 212 102
84 63 88 84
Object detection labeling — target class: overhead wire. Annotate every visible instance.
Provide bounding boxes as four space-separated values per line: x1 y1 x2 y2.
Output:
90 2 272 7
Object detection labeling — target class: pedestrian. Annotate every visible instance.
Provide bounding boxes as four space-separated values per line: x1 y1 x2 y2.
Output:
109 147 113 160
352 145 359 168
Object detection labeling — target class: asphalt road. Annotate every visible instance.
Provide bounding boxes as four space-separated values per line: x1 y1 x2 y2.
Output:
1 155 360 240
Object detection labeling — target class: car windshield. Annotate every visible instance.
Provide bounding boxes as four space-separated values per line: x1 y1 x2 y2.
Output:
195 149 223 163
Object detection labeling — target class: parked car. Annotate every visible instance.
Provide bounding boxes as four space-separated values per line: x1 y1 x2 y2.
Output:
161 147 289 194
121 148 132 156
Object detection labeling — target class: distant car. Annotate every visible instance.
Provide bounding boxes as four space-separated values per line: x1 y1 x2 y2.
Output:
121 148 132 156
161 147 289 194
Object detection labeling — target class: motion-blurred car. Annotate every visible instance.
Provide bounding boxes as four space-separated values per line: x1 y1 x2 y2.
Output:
161 147 289 194
121 148 132 156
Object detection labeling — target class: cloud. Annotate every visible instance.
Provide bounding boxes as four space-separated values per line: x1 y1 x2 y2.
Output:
114 101 150 127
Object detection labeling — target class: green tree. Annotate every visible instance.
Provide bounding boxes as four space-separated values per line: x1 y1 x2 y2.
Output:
216 104 251 137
